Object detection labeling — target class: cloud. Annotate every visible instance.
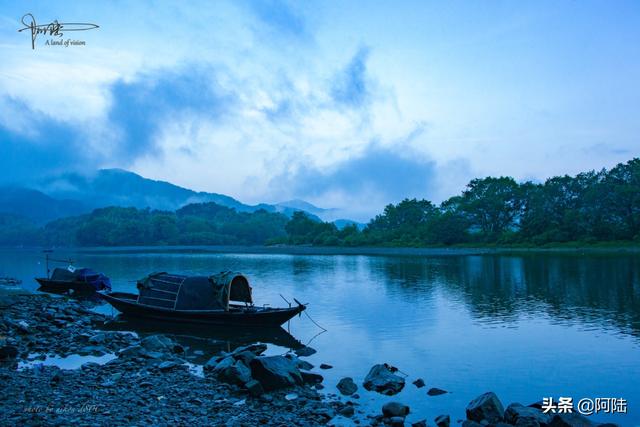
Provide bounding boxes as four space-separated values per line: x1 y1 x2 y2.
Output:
0 97 98 184
107 65 233 159
331 46 371 108
247 0 308 39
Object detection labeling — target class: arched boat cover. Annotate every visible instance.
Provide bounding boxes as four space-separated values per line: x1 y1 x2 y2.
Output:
50 267 112 290
136 271 252 311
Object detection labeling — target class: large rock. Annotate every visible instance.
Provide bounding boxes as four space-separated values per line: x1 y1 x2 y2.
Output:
249 355 303 391
218 360 252 385
300 371 323 385
363 364 405 395
382 402 410 417
0 344 18 360
466 392 505 423
434 414 450 427
141 335 174 352
337 377 358 396
504 403 550 425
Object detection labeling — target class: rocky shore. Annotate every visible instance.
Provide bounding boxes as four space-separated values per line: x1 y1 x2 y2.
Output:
0 291 620 426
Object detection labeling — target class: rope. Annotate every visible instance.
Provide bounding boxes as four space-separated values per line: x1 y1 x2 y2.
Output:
303 309 327 332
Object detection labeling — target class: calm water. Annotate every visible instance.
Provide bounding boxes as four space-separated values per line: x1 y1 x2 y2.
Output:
2 248 639 425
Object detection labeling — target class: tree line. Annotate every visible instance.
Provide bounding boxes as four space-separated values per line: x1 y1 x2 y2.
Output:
277 158 640 246
0 158 638 247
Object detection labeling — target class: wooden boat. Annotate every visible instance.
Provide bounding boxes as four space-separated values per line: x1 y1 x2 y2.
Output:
36 267 112 295
99 271 305 327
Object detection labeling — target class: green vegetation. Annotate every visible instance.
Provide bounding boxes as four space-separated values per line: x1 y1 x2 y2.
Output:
1 203 289 247
0 158 638 248
276 158 640 247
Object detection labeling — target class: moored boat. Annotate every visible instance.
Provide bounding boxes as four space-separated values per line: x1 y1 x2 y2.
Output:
36 267 112 295
98 271 305 327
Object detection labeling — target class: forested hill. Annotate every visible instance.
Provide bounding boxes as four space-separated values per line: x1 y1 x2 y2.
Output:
0 158 638 247
277 158 640 247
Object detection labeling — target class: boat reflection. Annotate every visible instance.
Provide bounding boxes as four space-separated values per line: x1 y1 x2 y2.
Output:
97 315 304 364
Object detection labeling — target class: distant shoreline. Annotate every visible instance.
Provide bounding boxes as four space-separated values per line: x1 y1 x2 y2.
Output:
2 244 639 256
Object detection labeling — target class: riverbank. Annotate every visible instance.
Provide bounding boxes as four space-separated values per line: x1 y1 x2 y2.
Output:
0 290 624 426
0 292 346 426
60 244 640 257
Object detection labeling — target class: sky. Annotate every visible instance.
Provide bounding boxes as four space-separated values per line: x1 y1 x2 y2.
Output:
0 1 639 221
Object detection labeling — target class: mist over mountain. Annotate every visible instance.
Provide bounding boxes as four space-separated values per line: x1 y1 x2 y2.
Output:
0 169 336 224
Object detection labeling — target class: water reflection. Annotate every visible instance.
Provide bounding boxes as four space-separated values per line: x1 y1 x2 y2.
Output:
376 254 640 338
97 316 304 364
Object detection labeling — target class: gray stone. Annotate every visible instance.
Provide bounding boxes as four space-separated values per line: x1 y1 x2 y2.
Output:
249 355 303 391
245 379 264 397
0 344 18 360
300 371 323 384
427 387 447 396
412 378 425 388
411 421 427 427
339 405 355 417
320 363 333 369
363 364 405 396
382 402 410 417
158 361 178 371
294 346 317 357
389 416 405 427
327 415 356 427
504 403 550 425
141 335 174 352
435 414 450 427
218 360 252 386
337 377 358 396
466 391 505 423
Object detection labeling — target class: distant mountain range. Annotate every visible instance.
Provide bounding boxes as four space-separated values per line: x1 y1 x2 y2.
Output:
0 169 364 228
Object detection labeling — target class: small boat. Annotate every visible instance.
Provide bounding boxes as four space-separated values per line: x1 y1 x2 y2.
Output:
36 266 112 295
99 271 305 327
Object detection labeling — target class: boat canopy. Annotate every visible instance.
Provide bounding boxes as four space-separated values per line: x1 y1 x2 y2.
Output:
136 271 253 311
50 267 112 290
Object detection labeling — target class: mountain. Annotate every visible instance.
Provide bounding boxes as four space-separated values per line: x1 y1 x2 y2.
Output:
0 169 357 225
276 199 335 216
36 169 250 213
0 186 89 224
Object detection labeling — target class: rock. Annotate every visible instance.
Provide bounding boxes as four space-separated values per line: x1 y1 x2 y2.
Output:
300 371 323 385
118 345 148 359
245 379 264 397
337 377 358 396
320 363 333 369
466 391 505 423
233 343 267 356
328 415 357 427
427 387 447 396
363 364 405 395
158 361 178 371
0 344 18 360
209 357 252 386
296 359 315 371
232 350 258 366
504 403 550 425
389 416 406 427
411 421 427 427
515 418 542 427
461 422 483 427
412 378 425 388
294 346 317 357
382 402 410 417
434 414 450 427
88 333 106 344
249 355 303 391
548 413 596 427
141 335 174 352
339 405 355 417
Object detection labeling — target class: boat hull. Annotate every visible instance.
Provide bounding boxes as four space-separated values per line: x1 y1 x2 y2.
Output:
99 292 305 327
36 278 104 295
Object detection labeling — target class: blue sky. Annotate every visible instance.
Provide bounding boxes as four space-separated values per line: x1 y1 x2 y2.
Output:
1 1 638 220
